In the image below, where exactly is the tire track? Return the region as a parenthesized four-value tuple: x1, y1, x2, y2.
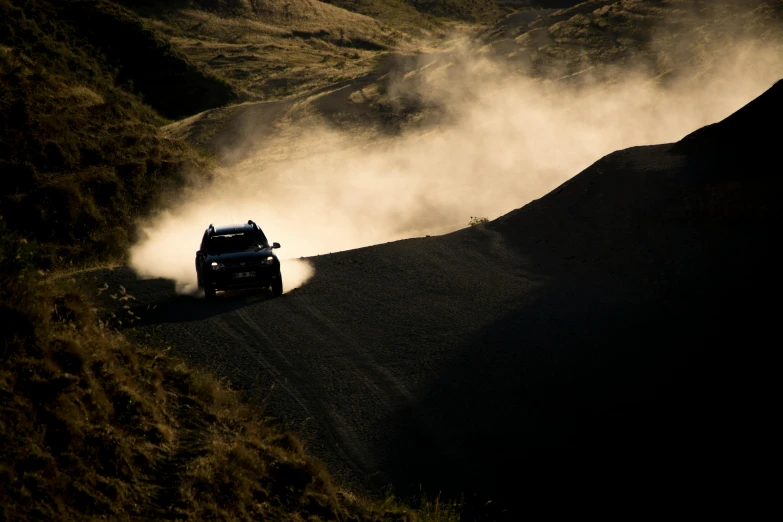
(214, 307, 378, 480)
(294, 293, 417, 410)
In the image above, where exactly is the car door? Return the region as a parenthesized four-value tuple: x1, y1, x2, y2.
(195, 230, 209, 276)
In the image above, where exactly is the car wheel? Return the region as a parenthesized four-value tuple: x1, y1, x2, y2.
(204, 286, 216, 300)
(272, 272, 283, 297)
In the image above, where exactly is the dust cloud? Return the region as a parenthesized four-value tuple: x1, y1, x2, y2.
(130, 26, 783, 295)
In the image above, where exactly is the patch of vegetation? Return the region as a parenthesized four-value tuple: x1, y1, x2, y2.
(468, 216, 489, 226)
(0, 226, 451, 521)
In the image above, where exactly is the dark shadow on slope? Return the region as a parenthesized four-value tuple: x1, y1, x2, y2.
(119, 289, 278, 328)
(66, 0, 238, 119)
(386, 269, 777, 519)
(384, 80, 783, 519)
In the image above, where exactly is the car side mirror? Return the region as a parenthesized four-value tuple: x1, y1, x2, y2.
(196, 249, 203, 256)
(272, 242, 281, 249)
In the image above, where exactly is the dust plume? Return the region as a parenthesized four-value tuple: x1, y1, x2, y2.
(130, 17, 783, 295)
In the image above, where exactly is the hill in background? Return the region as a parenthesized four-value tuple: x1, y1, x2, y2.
(115, 0, 435, 101)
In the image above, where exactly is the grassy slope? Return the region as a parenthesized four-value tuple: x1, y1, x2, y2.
(122, 0, 506, 103)
(0, 0, 239, 267)
(117, 0, 404, 101)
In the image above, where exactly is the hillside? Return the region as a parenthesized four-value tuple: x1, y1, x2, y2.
(115, 0, 414, 101)
(158, 0, 783, 172)
(89, 78, 783, 519)
(0, 0, 239, 266)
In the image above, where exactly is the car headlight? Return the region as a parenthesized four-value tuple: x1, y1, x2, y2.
(264, 256, 274, 266)
(211, 262, 225, 271)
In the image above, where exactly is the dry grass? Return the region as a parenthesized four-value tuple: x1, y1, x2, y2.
(155, 10, 391, 100)
(320, 0, 446, 31)
(119, 0, 504, 102)
(0, 44, 202, 267)
(129, 1, 405, 101)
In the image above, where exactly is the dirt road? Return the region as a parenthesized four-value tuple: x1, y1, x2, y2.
(82, 81, 782, 518)
(87, 224, 535, 494)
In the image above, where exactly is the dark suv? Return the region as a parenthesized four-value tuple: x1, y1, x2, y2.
(196, 220, 282, 299)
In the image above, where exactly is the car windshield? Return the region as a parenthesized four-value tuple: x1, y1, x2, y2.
(208, 231, 267, 254)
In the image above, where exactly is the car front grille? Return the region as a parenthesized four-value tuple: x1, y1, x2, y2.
(224, 260, 265, 269)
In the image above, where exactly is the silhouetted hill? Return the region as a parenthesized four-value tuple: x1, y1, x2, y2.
(673, 79, 783, 166)
(452, 77, 783, 515)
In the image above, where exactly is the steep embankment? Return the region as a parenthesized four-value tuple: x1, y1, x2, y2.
(95, 79, 783, 519)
